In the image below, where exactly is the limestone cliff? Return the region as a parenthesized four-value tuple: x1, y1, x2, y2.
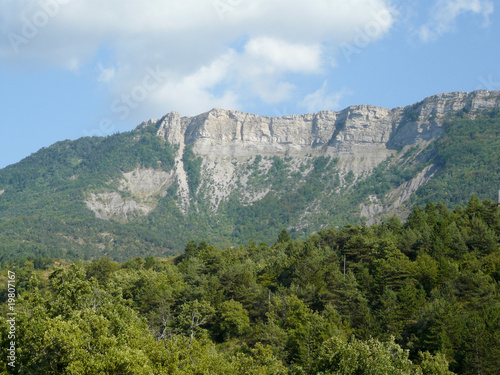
(86, 90, 500, 226)
(151, 90, 499, 214)
(157, 90, 499, 156)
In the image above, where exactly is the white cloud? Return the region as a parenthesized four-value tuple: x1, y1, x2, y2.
(244, 37, 322, 74)
(0, 0, 395, 115)
(149, 51, 240, 116)
(230, 37, 323, 106)
(419, 0, 494, 42)
(299, 82, 349, 113)
(248, 79, 295, 104)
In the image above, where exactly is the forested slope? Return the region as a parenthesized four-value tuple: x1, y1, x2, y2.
(1, 198, 499, 374)
(0, 105, 499, 263)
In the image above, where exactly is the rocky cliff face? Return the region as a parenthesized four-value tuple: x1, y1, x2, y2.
(85, 167, 175, 222)
(157, 90, 499, 156)
(86, 90, 500, 227)
(156, 105, 394, 158)
(3, 89, 499, 259)
(388, 91, 500, 148)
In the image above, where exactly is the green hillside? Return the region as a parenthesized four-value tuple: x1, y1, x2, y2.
(0, 123, 177, 261)
(414, 108, 500, 206)
(0, 108, 499, 262)
(1, 199, 499, 374)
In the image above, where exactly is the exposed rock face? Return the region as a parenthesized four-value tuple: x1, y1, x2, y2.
(153, 90, 499, 213)
(360, 164, 440, 224)
(156, 106, 396, 159)
(87, 90, 500, 223)
(388, 91, 500, 148)
(120, 168, 174, 197)
(85, 191, 156, 222)
(157, 90, 500, 157)
(85, 167, 175, 222)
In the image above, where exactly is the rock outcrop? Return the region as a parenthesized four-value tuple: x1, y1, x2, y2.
(85, 167, 175, 222)
(156, 106, 395, 159)
(157, 91, 500, 157)
(87, 90, 500, 223)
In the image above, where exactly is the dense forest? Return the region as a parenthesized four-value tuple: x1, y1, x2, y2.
(1, 197, 499, 374)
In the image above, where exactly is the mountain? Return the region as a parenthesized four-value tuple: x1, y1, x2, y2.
(1, 90, 500, 261)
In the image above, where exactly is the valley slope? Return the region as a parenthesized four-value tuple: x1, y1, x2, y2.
(1, 90, 499, 261)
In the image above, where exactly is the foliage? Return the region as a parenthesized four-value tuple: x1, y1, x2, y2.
(182, 145, 202, 194)
(414, 109, 500, 206)
(0, 123, 179, 262)
(1, 198, 499, 373)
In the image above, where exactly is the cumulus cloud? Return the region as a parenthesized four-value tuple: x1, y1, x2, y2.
(418, 0, 494, 42)
(244, 37, 322, 74)
(149, 51, 240, 115)
(0, 0, 395, 115)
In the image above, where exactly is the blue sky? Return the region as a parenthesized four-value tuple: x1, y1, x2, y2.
(0, 0, 499, 169)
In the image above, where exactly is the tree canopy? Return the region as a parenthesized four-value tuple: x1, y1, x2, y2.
(1, 197, 499, 374)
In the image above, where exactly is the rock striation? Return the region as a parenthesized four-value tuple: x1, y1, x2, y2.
(88, 90, 500, 223)
(153, 90, 500, 211)
(156, 90, 500, 156)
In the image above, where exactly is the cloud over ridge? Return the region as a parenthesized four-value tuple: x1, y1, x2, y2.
(1, 0, 396, 115)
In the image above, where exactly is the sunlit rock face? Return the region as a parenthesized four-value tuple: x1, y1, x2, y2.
(88, 90, 500, 222)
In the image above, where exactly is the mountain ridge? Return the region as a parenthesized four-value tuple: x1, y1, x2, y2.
(150, 90, 500, 151)
(1, 90, 499, 261)
(136, 90, 500, 214)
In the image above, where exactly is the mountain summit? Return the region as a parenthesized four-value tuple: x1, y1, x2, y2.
(1, 90, 499, 260)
